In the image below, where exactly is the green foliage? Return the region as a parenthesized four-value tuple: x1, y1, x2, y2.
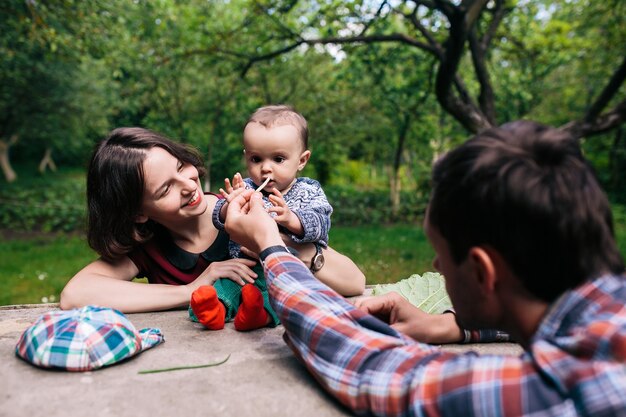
(0, 168, 85, 232)
(326, 185, 429, 225)
(1, 0, 625, 307)
(2, 0, 624, 198)
(2, 202, 625, 306)
(0, 166, 428, 232)
(492, 0, 625, 129)
(329, 160, 388, 188)
(1, 1, 113, 169)
(613, 203, 626, 256)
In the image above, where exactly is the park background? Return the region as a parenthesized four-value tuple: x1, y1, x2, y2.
(1, 0, 625, 306)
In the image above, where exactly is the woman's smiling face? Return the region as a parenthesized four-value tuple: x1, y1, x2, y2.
(137, 146, 207, 225)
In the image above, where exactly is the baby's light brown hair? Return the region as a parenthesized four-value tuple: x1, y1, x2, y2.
(245, 104, 309, 150)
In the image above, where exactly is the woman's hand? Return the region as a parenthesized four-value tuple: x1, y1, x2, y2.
(187, 258, 258, 292)
(353, 291, 463, 344)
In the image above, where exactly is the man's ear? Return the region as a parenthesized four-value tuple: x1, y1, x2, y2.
(467, 247, 498, 294)
(298, 150, 311, 171)
(135, 213, 149, 223)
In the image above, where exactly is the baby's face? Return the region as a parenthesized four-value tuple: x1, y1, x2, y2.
(243, 122, 309, 193)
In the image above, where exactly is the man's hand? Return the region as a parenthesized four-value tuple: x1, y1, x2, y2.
(224, 189, 285, 255)
(353, 292, 463, 344)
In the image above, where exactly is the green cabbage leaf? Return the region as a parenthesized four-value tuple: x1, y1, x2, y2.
(371, 272, 452, 314)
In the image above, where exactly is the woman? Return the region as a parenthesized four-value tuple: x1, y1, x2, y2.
(60, 127, 365, 326)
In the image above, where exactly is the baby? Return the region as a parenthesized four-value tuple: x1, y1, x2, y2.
(189, 105, 333, 331)
(213, 104, 332, 264)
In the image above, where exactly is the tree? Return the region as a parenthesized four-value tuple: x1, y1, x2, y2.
(229, 0, 625, 139)
(342, 41, 436, 212)
(0, 1, 114, 182)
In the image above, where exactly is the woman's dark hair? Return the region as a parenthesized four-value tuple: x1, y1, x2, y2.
(87, 127, 206, 260)
(428, 120, 624, 302)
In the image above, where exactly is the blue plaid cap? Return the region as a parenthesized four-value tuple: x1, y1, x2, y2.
(15, 305, 164, 371)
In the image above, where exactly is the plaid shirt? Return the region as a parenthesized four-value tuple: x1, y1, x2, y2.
(263, 253, 626, 416)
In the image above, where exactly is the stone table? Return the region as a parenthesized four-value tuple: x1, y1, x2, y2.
(0, 304, 523, 417)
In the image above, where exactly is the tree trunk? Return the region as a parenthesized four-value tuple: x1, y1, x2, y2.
(389, 170, 400, 216)
(609, 126, 625, 200)
(0, 134, 18, 183)
(38, 147, 57, 174)
(390, 116, 410, 216)
(434, 0, 492, 133)
(204, 113, 221, 192)
(204, 118, 218, 192)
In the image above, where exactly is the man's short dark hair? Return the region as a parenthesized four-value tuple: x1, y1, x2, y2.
(428, 120, 624, 302)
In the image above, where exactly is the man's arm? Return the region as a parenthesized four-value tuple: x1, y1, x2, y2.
(355, 294, 512, 344)
(354, 292, 464, 344)
(224, 190, 561, 416)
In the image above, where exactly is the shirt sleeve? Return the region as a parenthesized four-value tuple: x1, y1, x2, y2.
(462, 328, 512, 343)
(262, 253, 565, 416)
(212, 198, 227, 231)
(126, 247, 148, 279)
(443, 309, 512, 343)
(288, 181, 332, 246)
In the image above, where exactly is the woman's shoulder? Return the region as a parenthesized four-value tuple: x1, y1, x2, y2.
(203, 191, 220, 211)
(204, 191, 221, 199)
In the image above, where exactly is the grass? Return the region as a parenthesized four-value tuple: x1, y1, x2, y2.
(0, 224, 428, 306)
(1, 206, 625, 306)
(330, 224, 435, 285)
(0, 234, 97, 305)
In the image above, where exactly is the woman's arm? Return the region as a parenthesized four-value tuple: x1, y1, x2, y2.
(241, 236, 366, 297)
(315, 246, 365, 296)
(60, 257, 194, 313)
(287, 241, 366, 297)
(60, 255, 258, 313)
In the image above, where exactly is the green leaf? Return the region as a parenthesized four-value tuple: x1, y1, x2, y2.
(138, 354, 230, 374)
(372, 272, 452, 314)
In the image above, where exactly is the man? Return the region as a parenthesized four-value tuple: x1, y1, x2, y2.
(224, 121, 626, 416)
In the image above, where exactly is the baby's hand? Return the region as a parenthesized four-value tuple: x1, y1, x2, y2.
(218, 173, 246, 221)
(268, 189, 300, 233)
(220, 172, 245, 200)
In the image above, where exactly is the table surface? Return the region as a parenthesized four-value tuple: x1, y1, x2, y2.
(0, 303, 523, 417)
